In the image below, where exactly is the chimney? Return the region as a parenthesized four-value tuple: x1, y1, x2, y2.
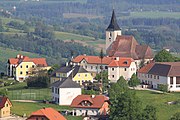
(91, 95, 95, 98)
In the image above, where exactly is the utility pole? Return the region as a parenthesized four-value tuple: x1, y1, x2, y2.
(99, 48, 104, 94)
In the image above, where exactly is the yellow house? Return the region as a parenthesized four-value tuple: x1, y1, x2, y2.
(72, 66, 94, 85)
(50, 65, 94, 85)
(7, 54, 49, 82)
(0, 96, 12, 118)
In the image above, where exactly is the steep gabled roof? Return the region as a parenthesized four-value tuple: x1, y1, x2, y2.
(72, 55, 113, 65)
(0, 96, 12, 109)
(106, 10, 121, 31)
(55, 65, 73, 73)
(108, 57, 134, 67)
(138, 62, 155, 73)
(71, 95, 109, 109)
(51, 77, 81, 88)
(27, 108, 66, 120)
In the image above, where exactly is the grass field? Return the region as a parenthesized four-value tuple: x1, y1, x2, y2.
(11, 101, 83, 120)
(54, 31, 94, 41)
(136, 90, 180, 120)
(124, 11, 180, 19)
(0, 47, 41, 62)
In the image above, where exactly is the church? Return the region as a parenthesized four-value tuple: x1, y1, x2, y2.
(105, 10, 154, 68)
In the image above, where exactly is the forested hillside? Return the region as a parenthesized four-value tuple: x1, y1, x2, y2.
(0, 0, 180, 71)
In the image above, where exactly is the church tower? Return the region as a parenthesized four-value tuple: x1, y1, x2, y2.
(106, 10, 121, 51)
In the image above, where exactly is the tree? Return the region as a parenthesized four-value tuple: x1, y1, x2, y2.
(170, 112, 180, 120)
(0, 89, 8, 96)
(142, 105, 157, 120)
(158, 84, 168, 93)
(99, 48, 104, 94)
(128, 73, 140, 88)
(154, 49, 174, 62)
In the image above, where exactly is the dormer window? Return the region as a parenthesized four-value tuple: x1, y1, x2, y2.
(123, 61, 128, 64)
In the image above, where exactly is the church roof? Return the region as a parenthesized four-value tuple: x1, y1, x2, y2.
(106, 10, 121, 31)
(107, 35, 154, 60)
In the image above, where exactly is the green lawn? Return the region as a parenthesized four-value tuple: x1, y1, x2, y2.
(54, 31, 94, 41)
(124, 11, 180, 19)
(11, 101, 82, 120)
(136, 90, 180, 120)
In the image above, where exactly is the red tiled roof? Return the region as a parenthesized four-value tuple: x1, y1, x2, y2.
(138, 62, 155, 73)
(27, 108, 66, 120)
(107, 35, 154, 60)
(8, 54, 47, 67)
(72, 55, 113, 65)
(0, 96, 12, 109)
(71, 95, 109, 109)
(138, 62, 180, 77)
(108, 57, 134, 67)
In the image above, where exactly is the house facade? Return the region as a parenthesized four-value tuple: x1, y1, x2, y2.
(51, 77, 82, 105)
(0, 96, 12, 118)
(108, 57, 137, 82)
(7, 54, 50, 82)
(71, 95, 109, 116)
(138, 62, 180, 92)
(50, 65, 94, 85)
(27, 107, 66, 120)
(71, 55, 113, 76)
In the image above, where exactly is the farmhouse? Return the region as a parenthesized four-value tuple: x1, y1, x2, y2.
(138, 62, 180, 92)
(7, 54, 50, 82)
(51, 77, 81, 105)
(27, 107, 66, 120)
(0, 96, 12, 118)
(71, 95, 109, 116)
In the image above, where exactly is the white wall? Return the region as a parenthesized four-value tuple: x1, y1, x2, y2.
(59, 88, 81, 105)
(75, 108, 99, 116)
(108, 62, 137, 82)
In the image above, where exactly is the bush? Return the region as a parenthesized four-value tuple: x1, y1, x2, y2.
(158, 84, 168, 93)
(0, 89, 8, 96)
(27, 75, 50, 88)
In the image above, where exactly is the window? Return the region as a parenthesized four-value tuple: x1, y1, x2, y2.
(96, 66, 97, 69)
(26, 71, 28, 75)
(154, 75, 156, 79)
(85, 74, 87, 77)
(85, 66, 87, 69)
(112, 68, 114, 71)
(105, 66, 108, 69)
(32, 65, 35, 68)
(110, 32, 112, 37)
(78, 74, 80, 77)
(26, 65, 28, 68)
(124, 68, 127, 71)
(157, 76, 159, 79)
(112, 75, 114, 78)
(91, 66, 93, 69)
(42, 118, 44, 120)
(20, 71, 23, 74)
(148, 74, 150, 78)
(6, 104, 8, 107)
(20, 65, 22, 68)
(36, 118, 38, 120)
(150, 75, 152, 78)
(52, 87, 54, 93)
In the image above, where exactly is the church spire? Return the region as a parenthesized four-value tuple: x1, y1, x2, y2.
(106, 10, 121, 31)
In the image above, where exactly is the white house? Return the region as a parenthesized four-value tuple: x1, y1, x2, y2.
(138, 62, 180, 92)
(71, 55, 113, 77)
(108, 57, 137, 82)
(71, 95, 109, 116)
(51, 77, 81, 105)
